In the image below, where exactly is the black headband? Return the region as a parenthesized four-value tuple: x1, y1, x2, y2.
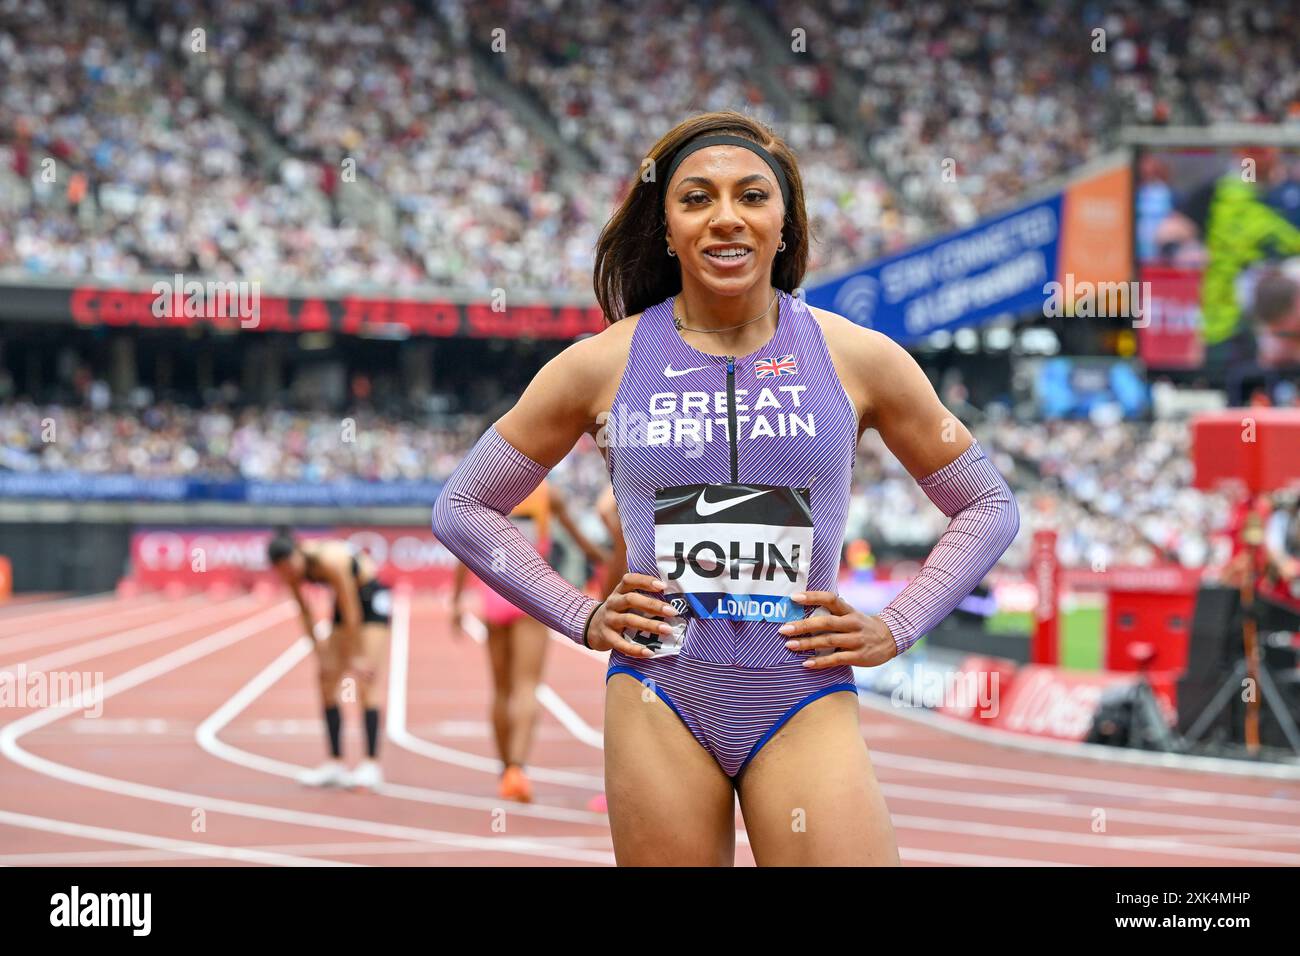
(661, 134, 791, 209)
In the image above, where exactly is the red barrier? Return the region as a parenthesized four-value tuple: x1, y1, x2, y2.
(936, 654, 1020, 724)
(1106, 589, 1196, 674)
(1031, 530, 1060, 665)
(989, 665, 1177, 741)
(1062, 565, 1202, 593)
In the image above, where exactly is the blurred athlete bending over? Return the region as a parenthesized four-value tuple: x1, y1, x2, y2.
(268, 528, 392, 790)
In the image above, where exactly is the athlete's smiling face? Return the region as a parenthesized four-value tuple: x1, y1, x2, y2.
(664, 145, 786, 295)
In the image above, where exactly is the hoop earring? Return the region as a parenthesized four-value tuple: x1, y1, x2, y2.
(777, 241, 786, 252)
(667, 247, 677, 257)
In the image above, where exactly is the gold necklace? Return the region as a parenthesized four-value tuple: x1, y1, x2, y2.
(674, 289, 780, 333)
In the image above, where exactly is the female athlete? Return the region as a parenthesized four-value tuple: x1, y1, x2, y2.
(433, 110, 1018, 865)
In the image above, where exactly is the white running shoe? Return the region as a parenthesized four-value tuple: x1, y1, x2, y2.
(349, 759, 383, 791)
(297, 760, 348, 787)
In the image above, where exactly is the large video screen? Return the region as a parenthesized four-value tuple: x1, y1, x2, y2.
(1135, 144, 1300, 370)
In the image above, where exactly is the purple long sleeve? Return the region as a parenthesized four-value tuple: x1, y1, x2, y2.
(431, 425, 600, 644)
(877, 441, 1020, 655)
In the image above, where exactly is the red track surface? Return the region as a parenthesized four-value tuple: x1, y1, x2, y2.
(2, 591, 1299, 867)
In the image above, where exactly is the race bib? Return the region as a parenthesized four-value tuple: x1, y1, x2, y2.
(624, 483, 813, 657)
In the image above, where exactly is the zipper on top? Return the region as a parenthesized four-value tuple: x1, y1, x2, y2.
(725, 355, 738, 483)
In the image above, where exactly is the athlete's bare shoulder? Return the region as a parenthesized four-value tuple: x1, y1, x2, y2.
(805, 304, 909, 423)
(571, 311, 640, 361)
(806, 303, 949, 435)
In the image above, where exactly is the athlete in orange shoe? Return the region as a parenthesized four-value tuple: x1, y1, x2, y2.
(451, 479, 607, 802)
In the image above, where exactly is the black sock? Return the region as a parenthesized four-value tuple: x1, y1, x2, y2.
(364, 708, 380, 759)
(324, 705, 342, 758)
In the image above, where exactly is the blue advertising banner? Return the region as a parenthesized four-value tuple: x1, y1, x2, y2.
(806, 194, 1063, 342)
(0, 471, 443, 506)
(0, 472, 190, 501)
(245, 480, 444, 507)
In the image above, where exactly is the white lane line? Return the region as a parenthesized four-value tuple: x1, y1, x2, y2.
(2, 596, 253, 677)
(881, 781, 1300, 837)
(535, 685, 603, 749)
(195, 629, 606, 828)
(459, 611, 487, 643)
(68, 719, 178, 735)
(888, 812, 1300, 864)
(1157, 830, 1300, 847)
(0, 596, 181, 657)
(0, 808, 352, 867)
(858, 690, 1300, 782)
(900, 846, 1081, 867)
(0, 592, 130, 635)
(389, 594, 603, 790)
(865, 744, 1300, 816)
(0, 834, 619, 866)
(1, 600, 615, 865)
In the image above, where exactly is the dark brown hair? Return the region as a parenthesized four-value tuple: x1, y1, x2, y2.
(593, 109, 809, 322)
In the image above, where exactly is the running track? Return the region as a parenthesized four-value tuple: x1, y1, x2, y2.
(1, 590, 1299, 867)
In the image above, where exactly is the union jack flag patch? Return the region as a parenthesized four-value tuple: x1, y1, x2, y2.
(754, 354, 798, 377)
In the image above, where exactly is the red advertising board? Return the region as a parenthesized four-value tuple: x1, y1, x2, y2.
(1192, 408, 1300, 494)
(128, 527, 458, 590)
(935, 654, 1020, 724)
(988, 664, 1176, 741)
(1138, 266, 1205, 370)
(1061, 564, 1203, 593)
(63, 287, 605, 340)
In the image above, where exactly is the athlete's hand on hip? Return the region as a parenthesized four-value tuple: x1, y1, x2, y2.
(584, 573, 676, 658)
(779, 591, 899, 668)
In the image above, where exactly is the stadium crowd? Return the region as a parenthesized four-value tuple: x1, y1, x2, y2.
(140, 0, 596, 291)
(760, 0, 1300, 229)
(1, 0, 920, 292)
(0, 0, 419, 286)
(5, 0, 1296, 293)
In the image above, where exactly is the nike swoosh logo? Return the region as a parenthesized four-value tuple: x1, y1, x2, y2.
(696, 488, 769, 517)
(664, 365, 710, 378)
